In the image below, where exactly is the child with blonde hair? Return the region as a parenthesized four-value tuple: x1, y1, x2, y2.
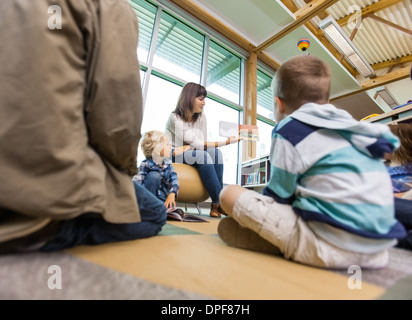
(134, 130, 179, 209)
(218, 55, 406, 269)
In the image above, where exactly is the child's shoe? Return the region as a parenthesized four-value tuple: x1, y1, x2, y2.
(218, 217, 281, 255)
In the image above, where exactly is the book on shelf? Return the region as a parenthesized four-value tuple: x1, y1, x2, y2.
(242, 169, 266, 186)
(166, 207, 208, 223)
(219, 121, 259, 141)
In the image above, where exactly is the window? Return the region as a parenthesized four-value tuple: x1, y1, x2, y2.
(153, 11, 204, 83)
(140, 70, 146, 86)
(256, 119, 274, 158)
(129, 0, 263, 185)
(203, 99, 240, 184)
(257, 69, 274, 120)
(129, 0, 157, 65)
(256, 69, 275, 158)
(207, 41, 241, 105)
(138, 75, 183, 164)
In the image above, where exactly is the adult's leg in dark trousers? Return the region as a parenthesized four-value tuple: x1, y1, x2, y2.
(181, 149, 222, 203)
(40, 182, 167, 252)
(206, 148, 224, 189)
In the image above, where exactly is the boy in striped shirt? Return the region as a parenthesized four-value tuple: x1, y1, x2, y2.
(218, 55, 406, 269)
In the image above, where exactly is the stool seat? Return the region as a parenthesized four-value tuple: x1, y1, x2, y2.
(172, 163, 209, 215)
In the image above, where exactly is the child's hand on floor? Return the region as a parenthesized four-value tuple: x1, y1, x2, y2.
(165, 193, 176, 209)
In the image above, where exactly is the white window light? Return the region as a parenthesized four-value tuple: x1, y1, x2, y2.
(319, 16, 375, 78)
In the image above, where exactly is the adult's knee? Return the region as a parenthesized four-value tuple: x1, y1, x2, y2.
(184, 150, 212, 165)
(199, 150, 213, 165)
(207, 148, 223, 165)
(215, 148, 223, 158)
(219, 185, 246, 215)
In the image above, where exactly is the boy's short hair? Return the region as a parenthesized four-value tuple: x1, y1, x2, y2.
(272, 55, 331, 109)
(141, 130, 168, 159)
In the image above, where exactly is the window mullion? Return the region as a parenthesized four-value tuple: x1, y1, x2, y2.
(142, 6, 163, 110)
(200, 35, 210, 87)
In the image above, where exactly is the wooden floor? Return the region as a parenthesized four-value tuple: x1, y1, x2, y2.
(67, 217, 385, 300)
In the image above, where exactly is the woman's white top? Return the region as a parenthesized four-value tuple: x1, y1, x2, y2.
(165, 112, 207, 150)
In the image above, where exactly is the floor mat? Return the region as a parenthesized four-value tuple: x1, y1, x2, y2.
(0, 251, 210, 300)
(2, 214, 411, 300)
(66, 218, 386, 300)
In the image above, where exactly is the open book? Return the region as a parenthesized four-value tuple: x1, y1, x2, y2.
(239, 124, 259, 141)
(219, 121, 259, 141)
(166, 207, 209, 223)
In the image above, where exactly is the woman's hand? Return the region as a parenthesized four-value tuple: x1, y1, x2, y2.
(225, 136, 242, 145)
(173, 145, 192, 156)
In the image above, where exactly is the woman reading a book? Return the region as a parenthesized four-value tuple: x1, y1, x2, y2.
(165, 82, 241, 218)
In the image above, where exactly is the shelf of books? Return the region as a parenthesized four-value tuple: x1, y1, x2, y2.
(240, 154, 270, 191)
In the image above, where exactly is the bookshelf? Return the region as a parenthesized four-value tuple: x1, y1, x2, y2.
(240, 154, 270, 191)
(363, 102, 412, 125)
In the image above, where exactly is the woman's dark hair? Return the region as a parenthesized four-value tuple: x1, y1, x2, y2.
(174, 82, 207, 123)
(389, 123, 412, 173)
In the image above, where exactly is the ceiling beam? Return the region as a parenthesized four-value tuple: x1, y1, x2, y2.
(366, 13, 412, 37)
(372, 55, 412, 70)
(337, 0, 404, 27)
(258, 52, 280, 71)
(302, 0, 329, 19)
(361, 66, 410, 90)
(331, 65, 410, 101)
(253, 0, 339, 53)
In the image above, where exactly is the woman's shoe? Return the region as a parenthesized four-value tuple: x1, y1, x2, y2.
(217, 204, 228, 216)
(210, 203, 221, 218)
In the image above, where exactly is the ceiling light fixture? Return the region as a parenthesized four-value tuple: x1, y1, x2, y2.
(374, 87, 399, 109)
(319, 16, 375, 78)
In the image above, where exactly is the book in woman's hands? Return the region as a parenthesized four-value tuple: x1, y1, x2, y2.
(166, 207, 208, 223)
(219, 121, 259, 141)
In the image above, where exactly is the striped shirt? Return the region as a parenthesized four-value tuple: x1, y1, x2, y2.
(263, 103, 406, 252)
